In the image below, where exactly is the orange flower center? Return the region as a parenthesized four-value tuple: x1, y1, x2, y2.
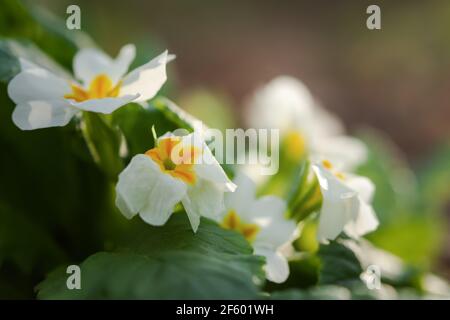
(64, 74, 121, 102)
(145, 137, 200, 185)
(221, 210, 260, 242)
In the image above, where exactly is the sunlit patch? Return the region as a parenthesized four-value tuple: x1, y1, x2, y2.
(64, 74, 121, 102)
(285, 131, 306, 161)
(145, 137, 200, 185)
(221, 210, 260, 242)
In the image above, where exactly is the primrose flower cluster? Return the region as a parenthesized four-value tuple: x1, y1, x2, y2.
(245, 76, 379, 243)
(7, 44, 379, 284)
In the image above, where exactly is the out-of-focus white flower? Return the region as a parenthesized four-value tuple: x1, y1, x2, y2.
(216, 173, 298, 283)
(115, 132, 236, 232)
(312, 160, 379, 243)
(8, 44, 171, 130)
(246, 76, 367, 171)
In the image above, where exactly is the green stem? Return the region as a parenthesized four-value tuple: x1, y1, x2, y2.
(81, 111, 123, 182)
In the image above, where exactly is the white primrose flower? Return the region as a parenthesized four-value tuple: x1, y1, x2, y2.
(216, 173, 298, 283)
(312, 160, 379, 244)
(115, 132, 236, 232)
(7, 44, 171, 130)
(246, 76, 367, 171)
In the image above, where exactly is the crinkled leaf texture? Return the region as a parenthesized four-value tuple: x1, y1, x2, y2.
(318, 239, 363, 286)
(37, 214, 265, 299)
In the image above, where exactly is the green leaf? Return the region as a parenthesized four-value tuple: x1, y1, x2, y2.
(81, 112, 123, 181)
(120, 212, 255, 257)
(316, 240, 400, 299)
(37, 214, 265, 299)
(318, 240, 363, 286)
(284, 160, 322, 223)
(112, 102, 178, 157)
(153, 97, 204, 133)
(0, 201, 67, 275)
(0, 82, 117, 294)
(0, 38, 72, 82)
(286, 160, 310, 209)
(0, 40, 20, 82)
(265, 253, 319, 293)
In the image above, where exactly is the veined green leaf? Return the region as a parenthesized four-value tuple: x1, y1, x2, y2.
(318, 239, 363, 286)
(37, 214, 265, 299)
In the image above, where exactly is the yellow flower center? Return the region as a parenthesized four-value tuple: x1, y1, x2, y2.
(284, 131, 306, 161)
(221, 210, 260, 242)
(322, 159, 333, 170)
(64, 74, 121, 102)
(145, 137, 200, 185)
(321, 160, 346, 180)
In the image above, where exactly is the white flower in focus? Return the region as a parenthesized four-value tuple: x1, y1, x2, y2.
(312, 160, 379, 243)
(8, 44, 171, 130)
(216, 173, 298, 283)
(115, 132, 236, 232)
(245, 76, 367, 171)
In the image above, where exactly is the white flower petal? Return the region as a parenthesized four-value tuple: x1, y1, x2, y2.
(309, 103, 345, 137)
(19, 58, 41, 71)
(12, 100, 77, 130)
(74, 44, 135, 85)
(238, 162, 271, 186)
(344, 174, 375, 203)
(68, 94, 139, 114)
(166, 53, 176, 63)
(111, 44, 136, 81)
(254, 247, 290, 283)
(246, 76, 316, 134)
(316, 194, 360, 243)
(195, 155, 236, 191)
(73, 47, 111, 84)
(313, 164, 360, 243)
(139, 174, 187, 227)
(119, 50, 168, 102)
(224, 173, 256, 217)
(7, 68, 70, 104)
(182, 179, 226, 232)
(311, 136, 368, 172)
(344, 199, 379, 238)
(115, 154, 156, 219)
(116, 154, 187, 225)
(250, 196, 297, 249)
(312, 164, 357, 201)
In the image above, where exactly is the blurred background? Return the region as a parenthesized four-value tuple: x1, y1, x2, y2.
(39, 0, 450, 161)
(1, 0, 449, 297)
